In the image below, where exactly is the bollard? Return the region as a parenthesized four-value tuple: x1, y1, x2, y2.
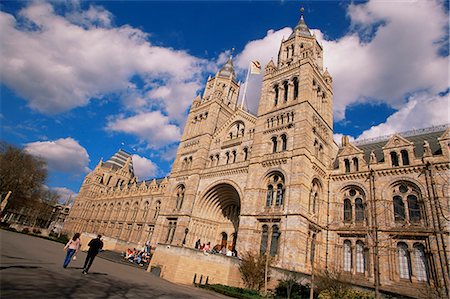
(193, 273, 197, 285)
(199, 275, 203, 284)
(205, 276, 209, 285)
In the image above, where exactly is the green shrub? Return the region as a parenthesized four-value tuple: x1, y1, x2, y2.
(275, 279, 310, 299)
(32, 228, 41, 234)
(22, 227, 29, 233)
(318, 288, 374, 299)
(198, 284, 261, 299)
(54, 234, 69, 244)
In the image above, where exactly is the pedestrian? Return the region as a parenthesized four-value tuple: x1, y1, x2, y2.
(63, 233, 81, 268)
(195, 239, 201, 249)
(82, 234, 103, 274)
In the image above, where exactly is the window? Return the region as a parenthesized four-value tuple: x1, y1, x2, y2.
(270, 225, 280, 257)
(401, 150, 410, 166)
(226, 152, 230, 164)
(407, 195, 421, 222)
(309, 181, 320, 214)
(274, 85, 279, 106)
(293, 77, 299, 99)
(344, 159, 350, 173)
(391, 151, 399, 167)
(276, 184, 284, 206)
(353, 157, 359, 172)
(232, 150, 237, 163)
(310, 233, 316, 264)
(394, 196, 406, 222)
(153, 201, 161, 219)
(413, 244, 428, 282)
(283, 81, 288, 102)
(343, 240, 352, 272)
(142, 201, 149, 220)
(398, 243, 411, 279)
(165, 220, 177, 244)
(281, 134, 287, 151)
(271, 137, 277, 153)
(176, 185, 185, 210)
(266, 185, 274, 207)
(355, 198, 365, 222)
(356, 241, 365, 273)
(344, 199, 352, 222)
(131, 202, 138, 220)
(260, 225, 269, 255)
(243, 148, 248, 161)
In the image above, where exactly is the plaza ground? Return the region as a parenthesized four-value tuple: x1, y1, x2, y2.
(0, 230, 229, 298)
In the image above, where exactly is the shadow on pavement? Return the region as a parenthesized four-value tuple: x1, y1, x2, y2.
(0, 265, 42, 270)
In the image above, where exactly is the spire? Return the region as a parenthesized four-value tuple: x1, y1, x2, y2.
(217, 56, 236, 80)
(289, 7, 312, 39)
(104, 149, 134, 174)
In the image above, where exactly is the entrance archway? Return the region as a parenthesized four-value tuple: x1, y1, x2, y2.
(191, 183, 240, 250)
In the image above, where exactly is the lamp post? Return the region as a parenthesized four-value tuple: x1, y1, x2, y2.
(182, 227, 189, 246)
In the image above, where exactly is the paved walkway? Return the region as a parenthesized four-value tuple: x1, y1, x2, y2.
(0, 230, 229, 298)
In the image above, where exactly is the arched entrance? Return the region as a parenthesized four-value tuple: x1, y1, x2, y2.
(191, 183, 240, 250)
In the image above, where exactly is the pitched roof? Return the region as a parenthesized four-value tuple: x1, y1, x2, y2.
(218, 57, 236, 80)
(104, 149, 134, 173)
(288, 14, 312, 39)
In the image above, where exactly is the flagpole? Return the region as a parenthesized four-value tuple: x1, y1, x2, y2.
(240, 62, 251, 110)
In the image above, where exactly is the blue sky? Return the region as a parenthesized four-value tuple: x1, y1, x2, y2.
(1, 0, 449, 202)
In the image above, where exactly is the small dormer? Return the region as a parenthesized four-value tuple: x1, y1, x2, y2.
(338, 136, 366, 173)
(438, 128, 450, 158)
(382, 134, 414, 167)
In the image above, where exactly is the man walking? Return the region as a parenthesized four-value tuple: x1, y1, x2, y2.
(82, 235, 103, 274)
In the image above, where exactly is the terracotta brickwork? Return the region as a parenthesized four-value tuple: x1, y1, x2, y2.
(64, 12, 450, 298)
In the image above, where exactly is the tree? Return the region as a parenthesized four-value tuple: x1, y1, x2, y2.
(0, 142, 50, 210)
(239, 251, 273, 292)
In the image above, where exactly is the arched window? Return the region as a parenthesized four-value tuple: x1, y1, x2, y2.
(142, 201, 149, 220)
(356, 241, 365, 273)
(260, 225, 269, 255)
(391, 151, 399, 167)
(176, 185, 185, 210)
(165, 221, 177, 244)
(270, 225, 280, 256)
(266, 185, 274, 207)
(407, 195, 421, 222)
(394, 195, 406, 222)
(131, 202, 139, 220)
(271, 136, 278, 153)
(344, 199, 352, 222)
(225, 152, 230, 164)
(276, 184, 284, 206)
(353, 157, 359, 172)
(274, 85, 279, 106)
(153, 201, 161, 219)
(293, 77, 299, 100)
(281, 134, 287, 151)
(344, 159, 350, 173)
(122, 203, 130, 220)
(309, 181, 320, 214)
(283, 81, 288, 102)
(398, 243, 411, 279)
(243, 148, 248, 161)
(355, 198, 365, 222)
(401, 150, 409, 166)
(232, 150, 237, 163)
(343, 240, 352, 272)
(413, 244, 428, 282)
(215, 154, 220, 166)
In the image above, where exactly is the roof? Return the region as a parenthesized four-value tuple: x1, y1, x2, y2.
(104, 149, 134, 173)
(333, 125, 448, 168)
(217, 57, 236, 80)
(288, 14, 312, 39)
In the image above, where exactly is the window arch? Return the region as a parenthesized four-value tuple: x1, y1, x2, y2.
(153, 201, 161, 219)
(175, 185, 185, 210)
(401, 150, 410, 166)
(391, 151, 399, 167)
(344, 199, 352, 222)
(131, 202, 139, 220)
(265, 173, 285, 208)
(352, 157, 359, 172)
(309, 180, 321, 214)
(260, 225, 269, 255)
(394, 195, 406, 222)
(243, 147, 248, 161)
(270, 225, 280, 256)
(283, 81, 288, 102)
(271, 136, 277, 153)
(281, 134, 287, 151)
(413, 243, 428, 282)
(225, 152, 230, 164)
(232, 150, 237, 163)
(293, 77, 299, 100)
(398, 242, 411, 280)
(344, 159, 350, 173)
(274, 85, 279, 106)
(356, 241, 365, 273)
(392, 182, 422, 223)
(142, 201, 149, 220)
(343, 240, 352, 272)
(355, 198, 365, 222)
(407, 195, 421, 222)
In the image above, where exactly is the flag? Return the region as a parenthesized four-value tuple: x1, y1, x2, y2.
(250, 60, 261, 74)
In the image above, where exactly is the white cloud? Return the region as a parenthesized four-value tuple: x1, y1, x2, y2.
(52, 187, 78, 204)
(357, 92, 450, 140)
(316, 0, 449, 120)
(132, 154, 158, 180)
(24, 137, 90, 174)
(106, 111, 182, 149)
(0, 2, 206, 122)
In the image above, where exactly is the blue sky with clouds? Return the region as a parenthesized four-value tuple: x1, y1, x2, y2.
(1, 0, 449, 202)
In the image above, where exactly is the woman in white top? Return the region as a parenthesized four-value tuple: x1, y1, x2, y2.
(63, 233, 81, 268)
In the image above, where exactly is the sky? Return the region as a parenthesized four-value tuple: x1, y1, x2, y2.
(1, 0, 449, 203)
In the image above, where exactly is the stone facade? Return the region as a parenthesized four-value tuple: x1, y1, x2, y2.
(64, 12, 450, 298)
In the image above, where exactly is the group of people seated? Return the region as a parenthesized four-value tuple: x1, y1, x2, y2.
(194, 239, 238, 257)
(122, 247, 151, 266)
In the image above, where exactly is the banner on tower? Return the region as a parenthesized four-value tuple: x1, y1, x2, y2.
(250, 60, 261, 74)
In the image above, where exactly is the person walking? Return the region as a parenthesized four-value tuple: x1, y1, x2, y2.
(82, 235, 103, 274)
(63, 233, 81, 268)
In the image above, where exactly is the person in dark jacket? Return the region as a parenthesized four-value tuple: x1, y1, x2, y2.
(82, 235, 103, 274)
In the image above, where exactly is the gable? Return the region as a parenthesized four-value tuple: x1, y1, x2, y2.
(383, 134, 413, 149)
